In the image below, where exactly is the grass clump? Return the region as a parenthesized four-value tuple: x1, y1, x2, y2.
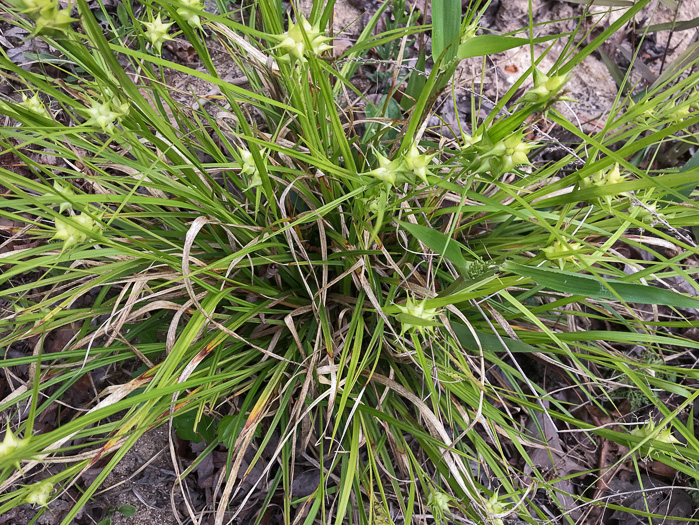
(1, 0, 699, 523)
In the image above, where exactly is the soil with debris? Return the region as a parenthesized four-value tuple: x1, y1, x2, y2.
(2, 0, 699, 524)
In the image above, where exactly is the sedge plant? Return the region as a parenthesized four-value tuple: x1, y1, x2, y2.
(1, 0, 699, 523)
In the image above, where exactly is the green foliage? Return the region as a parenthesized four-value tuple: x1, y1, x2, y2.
(173, 411, 217, 443)
(96, 505, 137, 525)
(0, 0, 698, 523)
(363, 95, 403, 144)
(431, 0, 460, 64)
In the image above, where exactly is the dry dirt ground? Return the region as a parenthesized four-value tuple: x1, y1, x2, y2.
(2, 0, 699, 524)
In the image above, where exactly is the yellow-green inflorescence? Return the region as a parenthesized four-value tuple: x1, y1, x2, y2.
(630, 420, 680, 458)
(404, 143, 436, 184)
(363, 190, 386, 216)
(13, 0, 75, 34)
(396, 296, 441, 337)
(238, 147, 263, 190)
(366, 153, 402, 188)
(633, 198, 671, 225)
(19, 93, 50, 118)
(460, 21, 478, 44)
(463, 131, 535, 177)
(580, 163, 624, 188)
(631, 420, 680, 444)
(666, 104, 695, 124)
(484, 492, 508, 525)
(24, 480, 55, 506)
(52, 212, 102, 250)
(522, 68, 569, 104)
(579, 163, 626, 208)
(46, 180, 74, 214)
(0, 426, 31, 471)
(271, 15, 333, 63)
(143, 14, 174, 54)
(363, 144, 435, 189)
(427, 490, 451, 521)
(177, 0, 203, 29)
(481, 132, 535, 175)
(542, 239, 582, 270)
(85, 97, 129, 134)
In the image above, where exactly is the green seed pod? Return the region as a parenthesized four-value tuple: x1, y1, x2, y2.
(143, 14, 174, 54)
